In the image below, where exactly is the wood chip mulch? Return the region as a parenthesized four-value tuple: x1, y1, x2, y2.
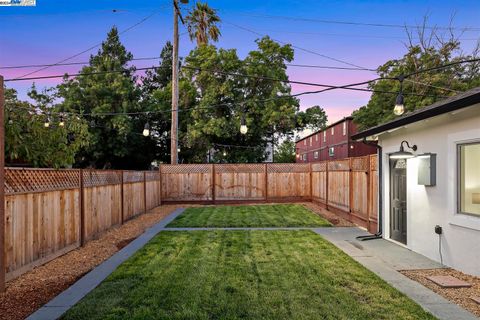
(303, 202, 355, 227)
(400, 268, 480, 317)
(0, 205, 182, 320)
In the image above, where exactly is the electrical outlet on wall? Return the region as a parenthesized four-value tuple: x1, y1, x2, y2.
(435, 225, 443, 235)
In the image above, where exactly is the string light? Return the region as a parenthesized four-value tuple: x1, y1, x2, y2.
(240, 114, 248, 134)
(142, 122, 150, 137)
(394, 75, 405, 116)
(59, 116, 65, 127)
(44, 118, 50, 128)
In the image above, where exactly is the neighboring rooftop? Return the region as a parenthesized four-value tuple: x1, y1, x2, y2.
(352, 86, 480, 141)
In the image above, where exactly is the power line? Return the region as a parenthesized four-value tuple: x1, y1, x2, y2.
(14, 6, 169, 79)
(226, 12, 480, 32)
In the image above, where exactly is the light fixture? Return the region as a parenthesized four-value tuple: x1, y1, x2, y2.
(177, 148, 181, 153)
(240, 115, 248, 135)
(390, 140, 417, 159)
(143, 122, 150, 137)
(59, 116, 65, 127)
(44, 119, 50, 128)
(393, 75, 405, 116)
(223, 151, 227, 156)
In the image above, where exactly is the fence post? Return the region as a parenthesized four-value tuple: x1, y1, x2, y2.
(264, 164, 268, 203)
(325, 161, 329, 210)
(0, 75, 5, 292)
(120, 170, 124, 224)
(158, 165, 162, 206)
(211, 164, 216, 204)
(309, 163, 313, 201)
(144, 171, 147, 214)
(79, 169, 85, 246)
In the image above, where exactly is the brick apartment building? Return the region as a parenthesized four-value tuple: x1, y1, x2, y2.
(295, 117, 377, 162)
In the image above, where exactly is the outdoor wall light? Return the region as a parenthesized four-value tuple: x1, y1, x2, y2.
(240, 116, 248, 135)
(390, 140, 417, 159)
(142, 123, 150, 137)
(393, 75, 405, 116)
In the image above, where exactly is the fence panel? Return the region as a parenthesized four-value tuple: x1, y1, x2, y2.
(311, 162, 327, 203)
(350, 157, 369, 225)
(267, 164, 311, 200)
(123, 171, 145, 220)
(215, 164, 266, 201)
(327, 160, 350, 212)
(161, 164, 213, 202)
(83, 170, 122, 241)
(4, 169, 80, 280)
(146, 171, 161, 210)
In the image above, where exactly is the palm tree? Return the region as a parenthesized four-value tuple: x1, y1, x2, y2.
(185, 2, 221, 46)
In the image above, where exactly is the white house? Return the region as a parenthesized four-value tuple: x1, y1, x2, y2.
(352, 87, 480, 276)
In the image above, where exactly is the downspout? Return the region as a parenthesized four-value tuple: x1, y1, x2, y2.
(356, 138, 383, 241)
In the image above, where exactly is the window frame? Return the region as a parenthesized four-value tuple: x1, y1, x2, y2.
(331, 127, 334, 135)
(456, 141, 480, 217)
(323, 131, 326, 142)
(314, 151, 319, 159)
(342, 122, 347, 136)
(328, 147, 334, 157)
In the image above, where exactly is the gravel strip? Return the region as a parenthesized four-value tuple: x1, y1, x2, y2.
(401, 268, 480, 317)
(0, 205, 183, 320)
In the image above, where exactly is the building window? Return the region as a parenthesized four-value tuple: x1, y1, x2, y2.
(315, 134, 318, 142)
(323, 131, 326, 142)
(343, 122, 347, 136)
(329, 147, 334, 157)
(304, 140, 307, 146)
(310, 137, 313, 146)
(458, 142, 480, 216)
(302, 154, 307, 161)
(331, 127, 334, 135)
(314, 151, 319, 159)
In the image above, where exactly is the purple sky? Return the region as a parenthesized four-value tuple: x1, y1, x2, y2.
(1, 0, 479, 123)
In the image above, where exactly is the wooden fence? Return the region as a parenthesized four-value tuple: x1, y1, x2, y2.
(160, 155, 378, 232)
(3, 168, 160, 281)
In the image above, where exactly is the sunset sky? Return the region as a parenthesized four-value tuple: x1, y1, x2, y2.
(1, 0, 479, 123)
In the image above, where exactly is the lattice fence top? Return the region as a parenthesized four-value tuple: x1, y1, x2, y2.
(267, 163, 309, 173)
(83, 170, 121, 187)
(351, 157, 369, 171)
(5, 168, 79, 194)
(328, 159, 350, 171)
(215, 164, 265, 174)
(370, 155, 378, 171)
(145, 171, 160, 182)
(161, 164, 212, 174)
(123, 171, 145, 183)
(311, 162, 327, 172)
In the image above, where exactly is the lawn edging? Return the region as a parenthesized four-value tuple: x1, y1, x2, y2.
(26, 208, 186, 320)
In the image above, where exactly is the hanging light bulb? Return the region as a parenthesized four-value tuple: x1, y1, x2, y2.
(143, 122, 150, 137)
(394, 75, 405, 116)
(223, 151, 227, 156)
(44, 118, 50, 128)
(59, 116, 65, 127)
(240, 115, 248, 135)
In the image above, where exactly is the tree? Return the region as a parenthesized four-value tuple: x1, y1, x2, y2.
(5, 86, 89, 168)
(353, 23, 480, 130)
(185, 2, 221, 46)
(296, 106, 328, 131)
(274, 138, 296, 163)
(181, 36, 299, 163)
(58, 27, 150, 169)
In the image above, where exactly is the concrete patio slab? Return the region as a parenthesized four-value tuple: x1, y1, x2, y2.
(313, 227, 478, 320)
(26, 208, 186, 320)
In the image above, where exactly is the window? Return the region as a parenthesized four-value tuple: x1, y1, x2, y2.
(314, 151, 319, 159)
(343, 122, 347, 136)
(323, 131, 326, 142)
(310, 137, 313, 146)
(458, 142, 480, 216)
(315, 134, 318, 142)
(331, 127, 334, 135)
(304, 140, 307, 146)
(329, 147, 334, 157)
(302, 154, 307, 161)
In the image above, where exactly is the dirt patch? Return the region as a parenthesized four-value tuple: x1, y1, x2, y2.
(400, 268, 480, 317)
(0, 205, 182, 320)
(303, 202, 355, 227)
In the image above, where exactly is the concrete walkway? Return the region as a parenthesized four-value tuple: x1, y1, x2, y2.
(29, 208, 478, 320)
(313, 227, 478, 320)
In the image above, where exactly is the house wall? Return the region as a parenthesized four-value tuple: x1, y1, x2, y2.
(296, 118, 376, 162)
(378, 104, 480, 276)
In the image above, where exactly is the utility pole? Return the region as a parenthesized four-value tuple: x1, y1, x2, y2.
(0, 75, 5, 292)
(171, 0, 186, 164)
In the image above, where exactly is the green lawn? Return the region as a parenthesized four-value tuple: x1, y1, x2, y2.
(166, 204, 332, 227)
(63, 230, 434, 320)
